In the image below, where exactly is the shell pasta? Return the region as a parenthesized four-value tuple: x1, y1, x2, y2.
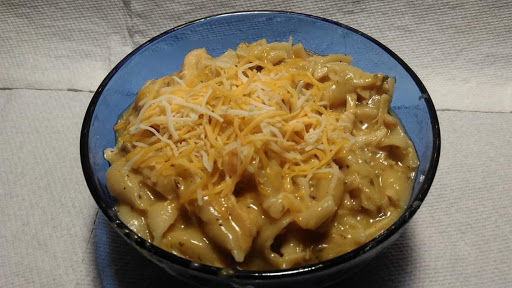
(104, 39, 418, 270)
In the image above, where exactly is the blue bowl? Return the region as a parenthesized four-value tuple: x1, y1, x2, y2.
(81, 11, 440, 287)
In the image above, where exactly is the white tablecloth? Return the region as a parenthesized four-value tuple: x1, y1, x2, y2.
(1, 1, 511, 287)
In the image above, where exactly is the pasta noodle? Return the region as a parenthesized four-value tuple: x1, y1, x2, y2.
(104, 39, 419, 270)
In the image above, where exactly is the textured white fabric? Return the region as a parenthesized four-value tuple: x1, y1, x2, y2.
(1, 0, 511, 287)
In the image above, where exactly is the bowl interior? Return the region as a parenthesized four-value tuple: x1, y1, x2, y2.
(81, 11, 439, 277)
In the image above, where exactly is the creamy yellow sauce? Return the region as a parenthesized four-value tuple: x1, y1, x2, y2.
(104, 39, 418, 270)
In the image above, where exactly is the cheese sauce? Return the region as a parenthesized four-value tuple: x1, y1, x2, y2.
(105, 39, 418, 270)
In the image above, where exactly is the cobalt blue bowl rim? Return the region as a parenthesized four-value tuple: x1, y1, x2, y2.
(80, 10, 441, 280)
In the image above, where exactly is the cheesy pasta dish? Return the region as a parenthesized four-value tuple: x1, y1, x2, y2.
(104, 39, 418, 270)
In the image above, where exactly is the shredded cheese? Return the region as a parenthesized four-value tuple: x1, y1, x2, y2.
(113, 39, 363, 203)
